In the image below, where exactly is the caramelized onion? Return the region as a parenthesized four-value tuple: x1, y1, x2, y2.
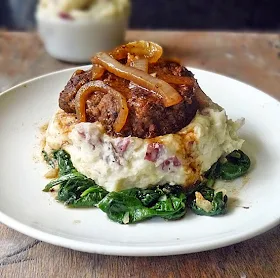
(127, 53, 148, 72)
(109, 41, 163, 63)
(75, 81, 129, 132)
(130, 58, 149, 72)
(71, 69, 84, 77)
(91, 64, 105, 80)
(92, 52, 183, 107)
(126, 53, 135, 65)
(158, 74, 194, 86)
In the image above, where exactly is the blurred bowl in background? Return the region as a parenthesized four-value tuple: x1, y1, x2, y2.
(36, 1, 130, 63)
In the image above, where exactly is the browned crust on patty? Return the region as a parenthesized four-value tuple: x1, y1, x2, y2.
(59, 59, 199, 138)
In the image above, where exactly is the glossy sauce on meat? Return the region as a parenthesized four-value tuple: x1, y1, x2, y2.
(59, 59, 199, 138)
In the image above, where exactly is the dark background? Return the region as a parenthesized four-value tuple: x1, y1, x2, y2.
(0, 0, 279, 31)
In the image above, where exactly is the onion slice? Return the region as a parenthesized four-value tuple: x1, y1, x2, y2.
(109, 41, 163, 63)
(127, 53, 148, 72)
(75, 80, 129, 132)
(158, 74, 194, 86)
(92, 64, 105, 80)
(71, 69, 84, 77)
(92, 52, 183, 107)
(130, 58, 149, 72)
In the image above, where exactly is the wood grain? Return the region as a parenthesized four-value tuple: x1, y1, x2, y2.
(0, 30, 279, 278)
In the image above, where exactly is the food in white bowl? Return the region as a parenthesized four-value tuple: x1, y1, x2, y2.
(42, 41, 251, 224)
(36, 0, 130, 63)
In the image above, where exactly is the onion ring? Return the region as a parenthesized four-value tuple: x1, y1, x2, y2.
(75, 80, 129, 132)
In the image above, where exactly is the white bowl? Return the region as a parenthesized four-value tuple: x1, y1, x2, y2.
(36, 14, 129, 63)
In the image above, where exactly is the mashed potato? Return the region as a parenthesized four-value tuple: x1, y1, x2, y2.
(45, 108, 244, 192)
(37, 0, 130, 20)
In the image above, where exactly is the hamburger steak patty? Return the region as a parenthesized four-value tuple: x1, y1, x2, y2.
(59, 59, 199, 138)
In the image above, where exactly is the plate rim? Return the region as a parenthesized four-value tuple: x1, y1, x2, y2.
(0, 67, 279, 256)
(0, 208, 279, 256)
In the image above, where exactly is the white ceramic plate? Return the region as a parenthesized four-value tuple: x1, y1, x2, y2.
(0, 67, 279, 256)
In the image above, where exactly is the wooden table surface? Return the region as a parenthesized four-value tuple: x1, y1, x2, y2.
(0, 30, 280, 278)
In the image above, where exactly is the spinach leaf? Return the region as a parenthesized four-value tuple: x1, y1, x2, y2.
(151, 193, 186, 220)
(43, 150, 108, 207)
(186, 150, 249, 217)
(43, 172, 85, 192)
(98, 185, 186, 224)
(42, 150, 56, 169)
(68, 186, 109, 208)
(205, 162, 219, 187)
(188, 183, 227, 216)
(43, 149, 84, 192)
(42, 148, 249, 223)
(198, 186, 214, 201)
(53, 149, 76, 176)
(98, 191, 150, 224)
(190, 191, 227, 216)
(203, 150, 251, 187)
(136, 188, 162, 207)
(217, 150, 251, 180)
